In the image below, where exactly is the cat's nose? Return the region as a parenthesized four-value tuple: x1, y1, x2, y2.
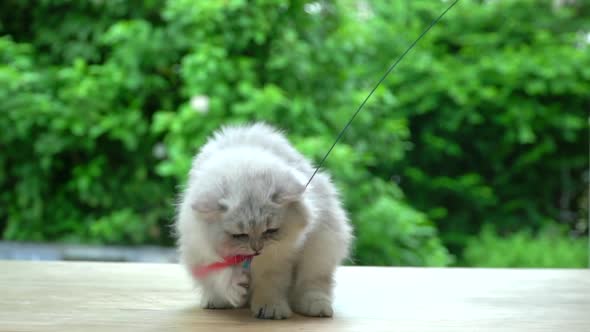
(250, 240, 264, 253)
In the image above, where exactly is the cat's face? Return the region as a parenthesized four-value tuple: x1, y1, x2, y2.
(191, 169, 305, 256)
(216, 197, 283, 256)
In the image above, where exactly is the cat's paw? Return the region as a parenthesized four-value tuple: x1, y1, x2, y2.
(225, 268, 250, 308)
(250, 299, 292, 320)
(292, 291, 333, 317)
(200, 295, 233, 309)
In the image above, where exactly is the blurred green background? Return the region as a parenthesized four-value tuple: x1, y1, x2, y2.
(1, 0, 588, 267)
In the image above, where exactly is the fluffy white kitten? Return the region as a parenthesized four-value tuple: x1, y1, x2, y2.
(175, 123, 352, 319)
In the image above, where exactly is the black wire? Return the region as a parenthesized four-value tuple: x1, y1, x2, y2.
(305, 0, 460, 189)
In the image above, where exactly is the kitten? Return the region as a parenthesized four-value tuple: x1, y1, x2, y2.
(175, 122, 353, 319)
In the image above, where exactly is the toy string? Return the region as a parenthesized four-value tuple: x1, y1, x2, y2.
(305, 0, 460, 189)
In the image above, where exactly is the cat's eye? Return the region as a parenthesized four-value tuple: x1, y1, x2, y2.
(264, 228, 279, 236)
(231, 233, 249, 240)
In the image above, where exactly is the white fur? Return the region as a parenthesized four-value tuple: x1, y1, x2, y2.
(175, 123, 353, 319)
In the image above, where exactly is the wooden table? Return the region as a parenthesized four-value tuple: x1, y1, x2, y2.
(0, 260, 588, 331)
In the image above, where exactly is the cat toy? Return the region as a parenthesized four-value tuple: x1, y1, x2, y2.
(191, 254, 255, 279)
(190, 0, 460, 279)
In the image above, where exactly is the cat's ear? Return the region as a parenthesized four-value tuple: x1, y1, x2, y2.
(271, 177, 305, 205)
(191, 195, 229, 219)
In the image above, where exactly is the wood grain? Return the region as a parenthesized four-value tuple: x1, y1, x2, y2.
(0, 260, 588, 331)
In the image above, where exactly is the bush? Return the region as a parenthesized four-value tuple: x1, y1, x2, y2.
(0, 2, 176, 245)
(354, 197, 453, 266)
(464, 226, 588, 268)
(1, 0, 587, 267)
(364, 0, 590, 254)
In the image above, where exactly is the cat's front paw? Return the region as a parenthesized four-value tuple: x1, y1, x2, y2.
(225, 268, 250, 308)
(200, 291, 235, 310)
(251, 299, 292, 320)
(292, 291, 333, 317)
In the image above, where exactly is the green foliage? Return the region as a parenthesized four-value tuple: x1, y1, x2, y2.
(365, 0, 590, 255)
(1, 0, 587, 267)
(464, 226, 588, 268)
(355, 197, 452, 266)
(0, 1, 175, 245)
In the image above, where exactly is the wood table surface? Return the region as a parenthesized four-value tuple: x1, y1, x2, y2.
(0, 260, 588, 332)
